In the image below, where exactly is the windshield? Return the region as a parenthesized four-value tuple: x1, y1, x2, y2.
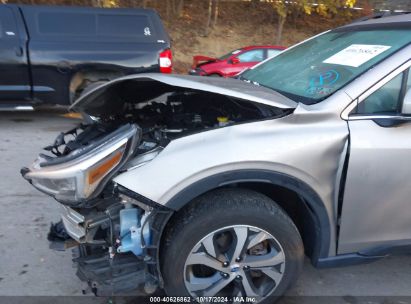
(219, 49, 242, 60)
(240, 29, 411, 104)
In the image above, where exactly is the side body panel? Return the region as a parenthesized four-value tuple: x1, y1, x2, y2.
(114, 92, 352, 257)
(20, 5, 170, 105)
(339, 117, 411, 253)
(0, 5, 30, 102)
(338, 46, 411, 254)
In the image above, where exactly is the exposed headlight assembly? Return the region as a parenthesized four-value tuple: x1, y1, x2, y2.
(22, 124, 140, 205)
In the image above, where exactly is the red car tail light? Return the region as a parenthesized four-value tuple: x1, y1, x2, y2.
(159, 48, 172, 74)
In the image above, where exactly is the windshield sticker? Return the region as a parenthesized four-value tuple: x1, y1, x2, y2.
(323, 44, 391, 67)
(232, 50, 241, 55)
(306, 70, 340, 96)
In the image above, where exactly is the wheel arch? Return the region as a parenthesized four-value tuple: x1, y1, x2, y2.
(69, 70, 126, 103)
(164, 169, 331, 264)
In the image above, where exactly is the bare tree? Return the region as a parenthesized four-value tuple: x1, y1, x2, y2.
(174, 0, 183, 17)
(165, 0, 184, 20)
(204, 0, 212, 36)
(211, 0, 219, 28)
(204, 0, 219, 37)
(276, 15, 286, 45)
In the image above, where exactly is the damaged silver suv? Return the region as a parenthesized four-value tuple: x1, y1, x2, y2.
(22, 14, 411, 302)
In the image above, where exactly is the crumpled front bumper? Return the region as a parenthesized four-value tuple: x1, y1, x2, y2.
(60, 206, 86, 242)
(59, 202, 122, 244)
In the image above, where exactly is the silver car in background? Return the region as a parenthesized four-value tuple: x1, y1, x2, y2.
(22, 13, 411, 303)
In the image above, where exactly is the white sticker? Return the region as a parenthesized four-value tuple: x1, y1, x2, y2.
(5, 31, 15, 36)
(144, 27, 151, 36)
(323, 44, 391, 67)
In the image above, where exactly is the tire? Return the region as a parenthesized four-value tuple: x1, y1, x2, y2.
(161, 188, 304, 303)
(208, 73, 222, 77)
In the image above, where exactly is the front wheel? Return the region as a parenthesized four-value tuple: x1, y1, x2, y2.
(161, 189, 304, 303)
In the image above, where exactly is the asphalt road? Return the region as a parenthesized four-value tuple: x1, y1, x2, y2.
(1, 110, 411, 303)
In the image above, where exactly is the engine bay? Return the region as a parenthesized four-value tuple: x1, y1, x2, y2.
(44, 90, 291, 159)
(123, 91, 289, 150)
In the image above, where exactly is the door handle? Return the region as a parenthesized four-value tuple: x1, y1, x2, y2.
(15, 46, 23, 57)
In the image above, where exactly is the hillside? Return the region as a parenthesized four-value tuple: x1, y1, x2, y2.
(149, 1, 367, 73)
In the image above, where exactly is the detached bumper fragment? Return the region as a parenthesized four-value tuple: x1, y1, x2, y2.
(47, 221, 79, 251)
(73, 246, 146, 296)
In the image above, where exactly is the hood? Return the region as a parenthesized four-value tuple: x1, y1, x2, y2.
(70, 73, 297, 117)
(192, 55, 219, 68)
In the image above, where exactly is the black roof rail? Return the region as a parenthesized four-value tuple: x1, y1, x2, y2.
(351, 11, 411, 24)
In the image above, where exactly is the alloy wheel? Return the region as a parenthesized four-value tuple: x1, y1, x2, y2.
(183, 225, 286, 301)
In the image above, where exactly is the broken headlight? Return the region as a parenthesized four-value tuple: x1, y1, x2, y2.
(22, 124, 140, 205)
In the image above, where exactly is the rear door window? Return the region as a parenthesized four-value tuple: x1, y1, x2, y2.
(267, 49, 282, 59)
(29, 8, 163, 42)
(38, 12, 96, 35)
(97, 14, 154, 38)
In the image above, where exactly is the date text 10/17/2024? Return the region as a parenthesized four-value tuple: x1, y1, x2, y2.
(149, 297, 258, 303)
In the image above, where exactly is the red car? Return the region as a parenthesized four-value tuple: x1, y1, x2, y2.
(189, 45, 285, 77)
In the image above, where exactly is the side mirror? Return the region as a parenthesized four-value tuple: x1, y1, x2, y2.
(231, 57, 240, 64)
(402, 88, 411, 115)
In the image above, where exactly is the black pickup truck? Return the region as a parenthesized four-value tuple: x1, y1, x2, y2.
(0, 4, 171, 108)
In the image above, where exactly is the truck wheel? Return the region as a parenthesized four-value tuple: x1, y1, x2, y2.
(161, 188, 303, 303)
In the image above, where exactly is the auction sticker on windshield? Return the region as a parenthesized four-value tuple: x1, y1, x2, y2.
(323, 44, 391, 67)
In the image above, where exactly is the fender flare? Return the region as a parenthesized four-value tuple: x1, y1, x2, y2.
(165, 169, 331, 261)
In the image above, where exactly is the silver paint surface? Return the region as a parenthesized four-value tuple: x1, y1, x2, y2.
(71, 43, 411, 257)
(339, 119, 411, 253)
(114, 91, 352, 256)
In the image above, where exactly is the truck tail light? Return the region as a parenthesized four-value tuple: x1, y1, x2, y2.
(159, 49, 172, 74)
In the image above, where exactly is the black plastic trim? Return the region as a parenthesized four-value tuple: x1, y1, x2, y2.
(116, 184, 171, 211)
(335, 22, 411, 32)
(318, 241, 411, 268)
(316, 253, 383, 268)
(165, 169, 331, 261)
(359, 242, 411, 256)
(336, 130, 350, 252)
